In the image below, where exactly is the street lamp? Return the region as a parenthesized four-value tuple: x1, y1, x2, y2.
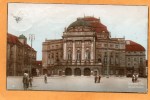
(29, 34, 35, 76)
(106, 32, 109, 78)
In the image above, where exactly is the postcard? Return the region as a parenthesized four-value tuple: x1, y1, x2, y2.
(7, 3, 148, 93)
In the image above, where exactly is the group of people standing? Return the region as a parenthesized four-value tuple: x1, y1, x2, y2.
(132, 74, 139, 83)
(22, 73, 33, 90)
(95, 75, 101, 83)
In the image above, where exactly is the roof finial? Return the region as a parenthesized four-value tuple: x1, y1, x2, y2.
(99, 17, 101, 22)
(64, 27, 67, 32)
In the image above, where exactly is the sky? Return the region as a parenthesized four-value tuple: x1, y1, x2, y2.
(8, 3, 148, 60)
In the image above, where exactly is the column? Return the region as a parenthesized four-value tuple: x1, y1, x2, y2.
(82, 41, 85, 60)
(63, 41, 66, 60)
(72, 41, 75, 60)
(91, 41, 94, 60)
(93, 38, 95, 62)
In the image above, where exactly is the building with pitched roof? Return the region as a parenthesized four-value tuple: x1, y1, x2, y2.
(7, 33, 37, 76)
(42, 16, 146, 76)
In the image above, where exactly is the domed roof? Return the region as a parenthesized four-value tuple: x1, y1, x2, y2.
(19, 34, 27, 39)
(67, 16, 108, 33)
(125, 40, 145, 51)
(68, 19, 90, 28)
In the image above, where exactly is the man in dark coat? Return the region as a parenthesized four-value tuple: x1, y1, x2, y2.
(44, 74, 47, 83)
(95, 75, 97, 83)
(23, 73, 29, 90)
(98, 75, 101, 83)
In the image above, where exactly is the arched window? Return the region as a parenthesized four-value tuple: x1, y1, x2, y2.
(85, 50, 90, 60)
(76, 50, 81, 61)
(67, 50, 72, 60)
(115, 55, 119, 65)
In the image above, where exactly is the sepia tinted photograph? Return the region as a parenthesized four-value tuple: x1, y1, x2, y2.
(7, 3, 148, 93)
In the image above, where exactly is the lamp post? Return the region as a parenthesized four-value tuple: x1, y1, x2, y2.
(29, 34, 35, 76)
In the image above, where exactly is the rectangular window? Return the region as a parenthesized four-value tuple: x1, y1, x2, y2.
(115, 57, 118, 65)
(52, 46, 54, 49)
(104, 44, 108, 47)
(104, 57, 107, 64)
(115, 44, 118, 48)
(134, 58, 136, 61)
(140, 58, 143, 64)
(128, 58, 130, 61)
(128, 63, 130, 66)
(110, 44, 114, 48)
(56, 45, 58, 48)
(99, 44, 102, 47)
(110, 57, 113, 64)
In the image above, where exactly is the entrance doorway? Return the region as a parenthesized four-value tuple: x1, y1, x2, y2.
(65, 68, 72, 76)
(74, 68, 81, 76)
(84, 68, 91, 76)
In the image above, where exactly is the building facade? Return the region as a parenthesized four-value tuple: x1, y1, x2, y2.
(7, 33, 37, 76)
(125, 40, 146, 77)
(42, 16, 146, 76)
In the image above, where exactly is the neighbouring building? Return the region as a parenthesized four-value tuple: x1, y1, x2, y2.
(42, 16, 146, 76)
(7, 33, 37, 76)
(125, 40, 146, 77)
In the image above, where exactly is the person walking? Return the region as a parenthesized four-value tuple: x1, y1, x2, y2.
(132, 74, 135, 83)
(22, 73, 29, 90)
(29, 75, 33, 87)
(98, 75, 101, 83)
(95, 75, 97, 83)
(135, 74, 139, 82)
(44, 74, 47, 84)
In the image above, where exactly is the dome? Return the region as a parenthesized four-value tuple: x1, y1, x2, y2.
(68, 19, 90, 28)
(67, 16, 109, 33)
(19, 34, 27, 39)
(125, 40, 145, 51)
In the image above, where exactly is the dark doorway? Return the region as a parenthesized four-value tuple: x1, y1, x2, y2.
(65, 68, 72, 76)
(31, 68, 36, 76)
(74, 68, 81, 76)
(43, 69, 48, 75)
(84, 68, 91, 76)
(59, 71, 62, 76)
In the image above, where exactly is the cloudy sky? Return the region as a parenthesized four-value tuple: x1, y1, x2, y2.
(8, 3, 148, 60)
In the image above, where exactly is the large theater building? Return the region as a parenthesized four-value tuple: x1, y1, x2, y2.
(42, 16, 146, 76)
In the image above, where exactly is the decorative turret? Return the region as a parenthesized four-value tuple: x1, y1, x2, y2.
(18, 34, 27, 44)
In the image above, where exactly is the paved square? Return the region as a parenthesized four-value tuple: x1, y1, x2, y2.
(7, 76, 147, 93)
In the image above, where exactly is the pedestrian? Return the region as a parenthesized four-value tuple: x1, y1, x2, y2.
(22, 73, 29, 90)
(132, 74, 135, 83)
(135, 74, 138, 82)
(29, 75, 33, 87)
(44, 74, 47, 83)
(94, 75, 97, 83)
(95, 75, 98, 83)
(98, 75, 101, 83)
